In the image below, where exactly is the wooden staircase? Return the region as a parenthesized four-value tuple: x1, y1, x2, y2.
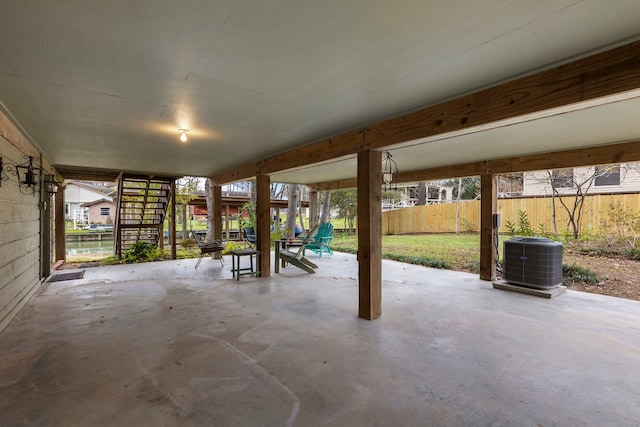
(115, 174, 174, 256)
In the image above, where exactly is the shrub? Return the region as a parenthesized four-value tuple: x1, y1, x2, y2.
(121, 241, 163, 263)
(562, 264, 599, 285)
(382, 252, 451, 269)
(462, 219, 476, 233)
(537, 223, 551, 238)
(180, 237, 196, 248)
(625, 248, 640, 260)
(600, 202, 640, 249)
(331, 245, 453, 270)
(222, 241, 244, 255)
(505, 210, 534, 237)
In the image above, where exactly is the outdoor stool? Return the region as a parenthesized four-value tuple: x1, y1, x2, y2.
(230, 249, 260, 280)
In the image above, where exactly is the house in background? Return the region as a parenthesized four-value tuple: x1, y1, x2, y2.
(523, 162, 640, 196)
(82, 198, 115, 225)
(64, 180, 115, 227)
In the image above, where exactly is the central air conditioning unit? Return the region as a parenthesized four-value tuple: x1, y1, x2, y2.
(503, 237, 563, 289)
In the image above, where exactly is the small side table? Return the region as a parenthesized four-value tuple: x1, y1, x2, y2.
(230, 249, 260, 280)
(274, 239, 305, 273)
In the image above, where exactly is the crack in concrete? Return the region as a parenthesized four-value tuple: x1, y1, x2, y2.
(191, 332, 300, 427)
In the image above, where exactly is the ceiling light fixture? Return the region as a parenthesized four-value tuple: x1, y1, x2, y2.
(179, 129, 189, 142)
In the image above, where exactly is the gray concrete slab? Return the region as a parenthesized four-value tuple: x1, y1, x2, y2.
(1, 252, 639, 426)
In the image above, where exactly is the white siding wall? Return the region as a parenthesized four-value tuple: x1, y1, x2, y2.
(64, 184, 107, 204)
(0, 135, 42, 333)
(523, 163, 640, 196)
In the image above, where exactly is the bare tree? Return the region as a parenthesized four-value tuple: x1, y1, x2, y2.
(455, 178, 463, 235)
(417, 182, 427, 205)
(204, 178, 215, 242)
(498, 173, 523, 197)
(175, 177, 200, 243)
(270, 182, 286, 199)
(319, 190, 331, 224)
(527, 165, 621, 239)
(249, 180, 256, 203)
(297, 199, 306, 233)
(284, 184, 300, 238)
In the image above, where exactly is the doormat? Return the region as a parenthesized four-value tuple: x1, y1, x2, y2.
(47, 270, 85, 282)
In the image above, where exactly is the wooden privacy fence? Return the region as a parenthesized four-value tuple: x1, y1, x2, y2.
(382, 193, 640, 236)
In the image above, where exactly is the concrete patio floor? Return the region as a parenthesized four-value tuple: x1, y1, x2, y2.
(1, 252, 639, 426)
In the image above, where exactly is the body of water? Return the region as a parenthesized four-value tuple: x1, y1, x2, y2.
(66, 240, 114, 257)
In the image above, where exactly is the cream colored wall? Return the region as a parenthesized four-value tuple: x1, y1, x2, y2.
(0, 108, 57, 333)
(0, 134, 43, 332)
(523, 164, 640, 196)
(64, 184, 110, 204)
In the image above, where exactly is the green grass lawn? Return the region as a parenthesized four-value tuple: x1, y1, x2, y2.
(332, 233, 507, 272)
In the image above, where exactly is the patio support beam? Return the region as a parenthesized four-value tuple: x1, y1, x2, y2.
(212, 40, 640, 185)
(54, 185, 65, 262)
(357, 149, 382, 320)
(256, 174, 271, 278)
(212, 185, 223, 259)
(309, 139, 640, 191)
(170, 179, 177, 260)
(479, 174, 497, 281)
(224, 204, 230, 241)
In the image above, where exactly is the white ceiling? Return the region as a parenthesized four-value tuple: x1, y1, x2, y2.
(0, 1, 639, 182)
(272, 92, 640, 183)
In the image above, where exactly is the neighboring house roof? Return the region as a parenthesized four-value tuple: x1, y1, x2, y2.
(65, 179, 115, 197)
(64, 179, 115, 204)
(81, 198, 115, 208)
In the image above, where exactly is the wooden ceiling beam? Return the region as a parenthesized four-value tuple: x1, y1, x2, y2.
(56, 165, 181, 182)
(211, 131, 363, 185)
(212, 40, 640, 185)
(365, 41, 640, 149)
(485, 140, 640, 175)
(308, 140, 640, 190)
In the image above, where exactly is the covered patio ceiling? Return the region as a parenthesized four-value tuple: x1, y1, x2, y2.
(0, 1, 639, 183)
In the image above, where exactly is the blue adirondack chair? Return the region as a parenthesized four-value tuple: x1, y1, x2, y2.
(303, 222, 334, 257)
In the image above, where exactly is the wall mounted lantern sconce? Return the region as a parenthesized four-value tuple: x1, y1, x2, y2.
(0, 155, 57, 196)
(16, 155, 38, 192)
(382, 151, 399, 191)
(44, 177, 59, 195)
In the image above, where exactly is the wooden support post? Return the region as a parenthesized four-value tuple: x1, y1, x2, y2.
(256, 174, 271, 277)
(54, 185, 65, 262)
(170, 179, 177, 260)
(309, 190, 318, 229)
(357, 149, 382, 320)
(224, 204, 230, 241)
(213, 185, 223, 258)
(480, 173, 497, 280)
(40, 177, 52, 278)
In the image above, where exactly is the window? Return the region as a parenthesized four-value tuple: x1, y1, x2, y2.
(594, 164, 620, 186)
(100, 207, 110, 216)
(551, 169, 573, 189)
